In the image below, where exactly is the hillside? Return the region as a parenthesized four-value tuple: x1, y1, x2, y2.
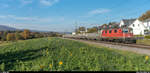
(0, 25, 56, 33)
(0, 25, 17, 31)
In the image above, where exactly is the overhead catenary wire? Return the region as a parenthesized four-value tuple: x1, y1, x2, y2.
(105, 0, 150, 23)
(73, 0, 150, 32)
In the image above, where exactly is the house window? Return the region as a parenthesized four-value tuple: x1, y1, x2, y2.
(144, 30, 148, 34)
(133, 24, 135, 27)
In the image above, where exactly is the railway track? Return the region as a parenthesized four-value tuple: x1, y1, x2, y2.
(66, 37, 150, 49)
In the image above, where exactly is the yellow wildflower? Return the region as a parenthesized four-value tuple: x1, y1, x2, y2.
(46, 48, 48, 52)
(40, 65, 44, 69)
(49, 64, 53, 69)
(59, 61, 63, 65)
(145, 56, 149, 60)
(46, 49, 49, 55)
(70, 53, 72, 56)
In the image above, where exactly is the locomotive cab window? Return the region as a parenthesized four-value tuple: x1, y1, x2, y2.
(109, 30, 112, 33)
(103, 31, 105, 34)
(122, 29, 128, 33)
(105, 30, 107, 33)
(114, 30, 117, 33)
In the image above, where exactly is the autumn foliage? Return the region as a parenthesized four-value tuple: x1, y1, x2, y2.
(22, 29, 30, 40)
(6, 33, 16, 41)
(0, 29, 62, 42)
(139, 10, 150, 21)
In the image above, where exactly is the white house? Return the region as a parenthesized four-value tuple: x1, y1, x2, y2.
(119, 19, 150, 35)
(119, 19, 136, 27)
(129, 19, 147, 35)
(143, 18, 150, 31)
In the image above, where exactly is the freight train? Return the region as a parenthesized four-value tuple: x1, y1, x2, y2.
(63, 27, 136, 43)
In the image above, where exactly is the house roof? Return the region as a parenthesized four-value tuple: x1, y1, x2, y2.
(122, 19, 136, 26)
(144, 18, 150, 22)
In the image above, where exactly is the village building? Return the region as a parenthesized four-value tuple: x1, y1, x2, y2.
(128, 19, 147, 35)
(119, 18, 150, 35)
(143, 18, 150, 34)
(72, 32, 76, 35)
(119, 19, 136, 27)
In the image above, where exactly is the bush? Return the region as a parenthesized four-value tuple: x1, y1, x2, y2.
(15, 32, 23, 40)
(6, 33, 16, 41)
(145, 35, 150, 39)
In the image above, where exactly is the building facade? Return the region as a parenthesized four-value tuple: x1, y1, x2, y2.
(120, 19, 150, 35)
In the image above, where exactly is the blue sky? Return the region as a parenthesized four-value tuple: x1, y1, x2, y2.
(0, 0, 150, 32)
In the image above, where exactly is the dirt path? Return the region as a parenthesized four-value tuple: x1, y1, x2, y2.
(63, 38, 150, 56)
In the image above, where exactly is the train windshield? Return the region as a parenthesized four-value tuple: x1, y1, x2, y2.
(122, 29, 128, 33)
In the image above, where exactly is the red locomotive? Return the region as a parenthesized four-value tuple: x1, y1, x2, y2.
(100, 28, 136, 43)
(63, 26, 136, 43)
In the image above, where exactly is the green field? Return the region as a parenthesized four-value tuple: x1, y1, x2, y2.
(0, 37, 150, 71)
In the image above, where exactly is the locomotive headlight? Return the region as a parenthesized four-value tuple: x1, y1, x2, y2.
(128, 35, 131, 37)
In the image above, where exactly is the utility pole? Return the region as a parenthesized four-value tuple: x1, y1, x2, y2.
(75, 21, 79, 34)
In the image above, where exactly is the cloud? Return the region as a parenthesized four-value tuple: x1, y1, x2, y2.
(0, 15, 65, 24)
(0, 14, 66, 31)
(40, 0, 59, 6)
(21, 0, 33, 5)
(88, 8, 110, 15)
(0, 15, 53, 22)
(80, 8, 111, 18)
(20, 0, 33, 6)
(0, 4, 9, 8)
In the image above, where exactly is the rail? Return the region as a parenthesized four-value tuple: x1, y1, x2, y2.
(65, 37, 150, 49)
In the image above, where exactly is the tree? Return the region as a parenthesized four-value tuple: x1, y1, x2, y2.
(15, 32, 22, 41)
(6, 33, 11, 41)
(139, 10, 150, 21)
(22, 29, 30, 40)
(6, 33, 15, 41)
(78, 27, 86, 31)
(87, 27, 98, 33)
(75, 27, 86, 34)
(1, 31, 8, 41)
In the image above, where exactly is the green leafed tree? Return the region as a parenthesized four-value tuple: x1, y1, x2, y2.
(15, 32, 22, 41)
(75, 27, 86, 34)
(87, 27, 98, 33)
(1, 31, 8, 41)
(78, 27, 86, 31)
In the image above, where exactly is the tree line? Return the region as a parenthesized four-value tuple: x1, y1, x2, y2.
(0, 29, 62, 41)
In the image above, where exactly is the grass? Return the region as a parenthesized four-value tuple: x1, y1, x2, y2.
(0, 41, 12, 46)
(0, 37, 150, 71)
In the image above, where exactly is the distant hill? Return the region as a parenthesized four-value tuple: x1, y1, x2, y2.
(0, 25, 17, 31)
(0, 25, 66, 34)
(0, 25, 44, 32)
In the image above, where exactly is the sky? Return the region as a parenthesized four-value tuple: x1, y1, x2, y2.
(0, 0, 150, 32)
